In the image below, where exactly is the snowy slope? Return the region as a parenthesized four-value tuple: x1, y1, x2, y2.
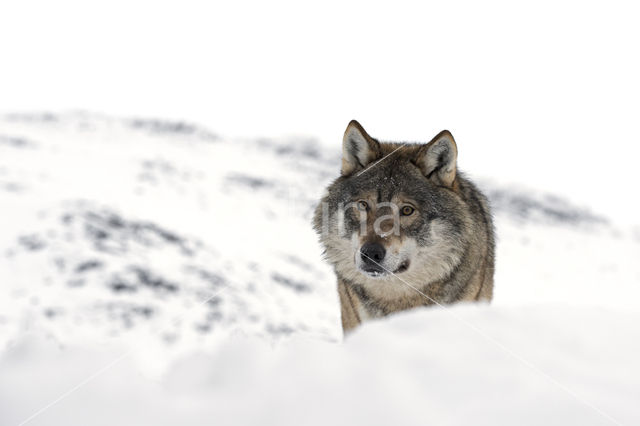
(1, 112, 639, 425)
(0, 112, 342, 359)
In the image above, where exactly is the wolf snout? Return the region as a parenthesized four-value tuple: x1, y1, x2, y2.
(360, 242, 386, 266)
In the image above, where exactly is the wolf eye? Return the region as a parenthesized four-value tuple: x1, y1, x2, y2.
(357, 200, 369, 211)
(400, 205, 415, 216)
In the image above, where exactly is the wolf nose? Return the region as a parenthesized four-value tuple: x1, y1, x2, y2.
(360, 242, 386, 264)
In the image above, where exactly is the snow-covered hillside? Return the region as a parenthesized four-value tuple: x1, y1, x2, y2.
(1, 112, 639, 425)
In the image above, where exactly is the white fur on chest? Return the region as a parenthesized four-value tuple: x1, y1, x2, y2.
(357, 304, 373, 322)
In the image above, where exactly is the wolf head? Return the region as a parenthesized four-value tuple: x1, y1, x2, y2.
(314, 120, 473, 297)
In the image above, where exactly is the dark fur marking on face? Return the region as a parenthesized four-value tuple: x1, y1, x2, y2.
(349, 281, 371, 303)
(348, 281, 388, 316)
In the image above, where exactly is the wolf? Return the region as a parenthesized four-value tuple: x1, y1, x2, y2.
(313, 120, 495, 334)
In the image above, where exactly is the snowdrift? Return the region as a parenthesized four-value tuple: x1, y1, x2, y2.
(1, 305, 638, 426)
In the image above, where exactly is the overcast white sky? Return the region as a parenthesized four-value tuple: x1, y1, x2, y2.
(1, 0, 638, 225)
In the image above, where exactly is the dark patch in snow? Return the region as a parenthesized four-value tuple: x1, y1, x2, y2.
(205, 297, 222, 308)
(54, 257, 66, 272)
(282, 254, 326, 277)
(210, 304, 224, 317)
(67, 279, 86, 288)
(271, 272, 312, 293)
(257, 137, 332, 162)
(1, 182, 26, 193)
(130, 267, 179, 292)
(43, 308, 62, 318)
(136, 159, 201, 190)
(103, 302, 155, 328)
(141, 159, 177, 175)
(283, 254, 314, 270)
(109, 279, 138, 293)
(195, 323, 212, 333)
(265, 323, 296, 336)
(185, 266, 226, 288)
(133, 305, 154, 318)
(128, 118, 218, 141)
(195, 308, 225, 334)
(4, 112, 59, 123)
(225, 173, 274, 189)
(0, 135, 35, 148)
(255, 137, 339, 182)
(130, 119, 196, 134)
(75, 260, 104, 273)
(18, 235, 46, 251)
(487, 189, 608, 226)
(109, 267, 179, 294)
(77, 208, 196, 256)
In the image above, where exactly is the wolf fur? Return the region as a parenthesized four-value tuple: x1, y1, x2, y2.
(313, 120, 495, 334)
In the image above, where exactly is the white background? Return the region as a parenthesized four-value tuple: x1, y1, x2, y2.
(1, 0, 638, 225)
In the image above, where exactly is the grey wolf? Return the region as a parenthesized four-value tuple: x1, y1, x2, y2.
(313, 120, 495, 333)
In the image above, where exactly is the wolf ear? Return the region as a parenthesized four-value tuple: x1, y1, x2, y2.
(341, 120, 381, 176)
(415, 130, 458, 187)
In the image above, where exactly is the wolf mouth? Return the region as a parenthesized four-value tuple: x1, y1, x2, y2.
(361, 269, 387, 278)
(359, 259, 410, 278)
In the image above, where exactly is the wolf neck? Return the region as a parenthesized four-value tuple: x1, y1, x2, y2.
(347, 278, 433, 318)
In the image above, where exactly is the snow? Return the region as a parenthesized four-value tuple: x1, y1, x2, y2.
(1, 306, 639, 426)
(0, 112, 639, 425)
